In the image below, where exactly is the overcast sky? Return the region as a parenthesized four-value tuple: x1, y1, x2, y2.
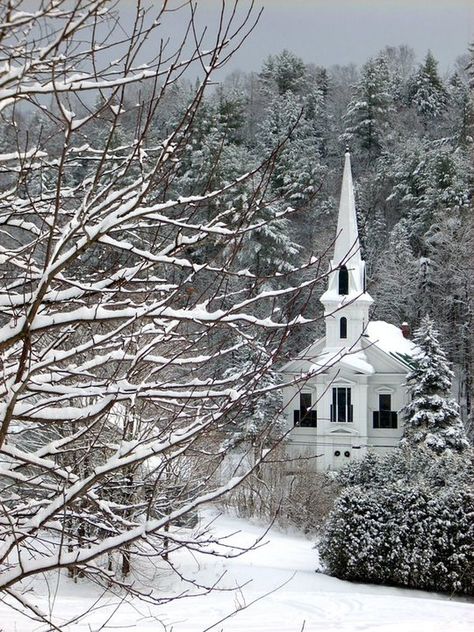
(193, 0, 473, 73)
(109, 0, 474, 84)
(118, 0, 472, 76)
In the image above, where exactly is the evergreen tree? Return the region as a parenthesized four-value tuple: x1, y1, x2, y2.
(448, 72, 474, 147)
(343, 55, 394, 157)
(223, 347, 286, 450)
(260, 49, 307, 95)
(236, 201, 301, 280)
(422, 210, 474, 434)
(373, 219, 418, 325)
(386, 139, 471, 253)
(407, 51, 448, 124)
(257, 90, 324, 206)
(402, 315, 469, 453)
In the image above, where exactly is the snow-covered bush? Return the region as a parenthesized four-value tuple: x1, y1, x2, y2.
(337, 447, 473, 490)
(319, 449, 474, 595)
(320, 482, 474, 595)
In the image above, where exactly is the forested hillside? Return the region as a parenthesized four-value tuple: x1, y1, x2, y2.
(205, 47, 474, 429)
(2, 44, 471, 429)
(191, 46, 474, 429)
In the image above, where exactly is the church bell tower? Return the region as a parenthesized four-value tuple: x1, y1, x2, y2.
(320, 152, 373, 351)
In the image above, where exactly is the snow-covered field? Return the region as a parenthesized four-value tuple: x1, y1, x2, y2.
(2, 511, 473, 632)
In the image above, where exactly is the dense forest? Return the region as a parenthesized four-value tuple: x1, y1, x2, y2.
(2, 44, 472, 430)
(182, 45, 474, 430)
(190, 46, 474, 430)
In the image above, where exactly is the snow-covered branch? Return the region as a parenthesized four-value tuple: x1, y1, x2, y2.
(0, 0, 326, 620)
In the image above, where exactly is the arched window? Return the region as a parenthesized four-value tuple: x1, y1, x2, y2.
(340, 317, 347, 339)
(338, 265, 349, 295)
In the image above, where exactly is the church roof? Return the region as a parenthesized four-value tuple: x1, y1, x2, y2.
(365, 321, 417, 369)
(281, 321, 417, 374)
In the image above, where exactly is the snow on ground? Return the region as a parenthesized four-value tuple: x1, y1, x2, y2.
(1, 510, 473, 632)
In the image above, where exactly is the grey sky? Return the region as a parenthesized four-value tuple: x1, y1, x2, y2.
(131, 0, 472, 75)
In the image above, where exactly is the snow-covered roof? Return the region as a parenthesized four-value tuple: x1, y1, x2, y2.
(281, 320, 417, 375)
(316, 349, 375, 375)
(281, 339, 375, 375)
(365, 321, 417, 369)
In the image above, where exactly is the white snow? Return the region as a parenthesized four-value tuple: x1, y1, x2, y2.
(366, 320, 417, 358)
(340, 351, 375, 374)
(310, 348, 375, 375)
(2, 511, 472, 631)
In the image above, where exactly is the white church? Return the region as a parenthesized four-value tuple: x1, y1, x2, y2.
(281, 152, 417, 471)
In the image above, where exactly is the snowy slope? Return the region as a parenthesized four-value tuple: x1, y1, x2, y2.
(1, 511, 473, 632)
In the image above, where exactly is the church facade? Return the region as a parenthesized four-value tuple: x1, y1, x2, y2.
(281, 152, 417, 471)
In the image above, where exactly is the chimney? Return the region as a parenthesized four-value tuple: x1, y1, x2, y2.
(401, 322, 411, 339)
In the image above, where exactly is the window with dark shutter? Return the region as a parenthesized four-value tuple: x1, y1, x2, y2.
(373, 393, 398, 428)
(294, 392, 317, 428)
(330, 387, 353, 422)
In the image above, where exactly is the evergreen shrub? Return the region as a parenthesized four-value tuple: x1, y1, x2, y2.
(319, 450, 474, 595)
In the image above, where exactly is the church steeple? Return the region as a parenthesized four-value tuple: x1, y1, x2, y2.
(334, 151, 363, 277)
(320, 152, 373, 350)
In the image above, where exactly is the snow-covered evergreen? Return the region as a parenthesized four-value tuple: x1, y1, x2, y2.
(320, 477, 474, 595)
(402, 316, 470, 453)
(407, 51, 449, 123)
(320, 448, 474, 595)
(343, 55, 394, 155)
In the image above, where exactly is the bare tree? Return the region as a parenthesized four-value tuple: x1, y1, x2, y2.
(0, 1, 325, 626)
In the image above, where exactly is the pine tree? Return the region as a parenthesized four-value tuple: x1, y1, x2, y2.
(260, 49, 307, 95)
(407, 51, 448, 124)
(448, 72, 474, 147)
(373, 219, 418, 325)
(223, 347, 285, 450)
(402, 315, 469, 453)
(257, 90, 325, 207)
(423, 210, 474, 433)
(385, 139, 471, 253)
(343, 55, 394, 157)
(236, 201, 301, 280)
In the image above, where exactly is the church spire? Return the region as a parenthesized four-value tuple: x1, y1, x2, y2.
(320, 151, 373, 350)
(333, 151, 362, 270)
